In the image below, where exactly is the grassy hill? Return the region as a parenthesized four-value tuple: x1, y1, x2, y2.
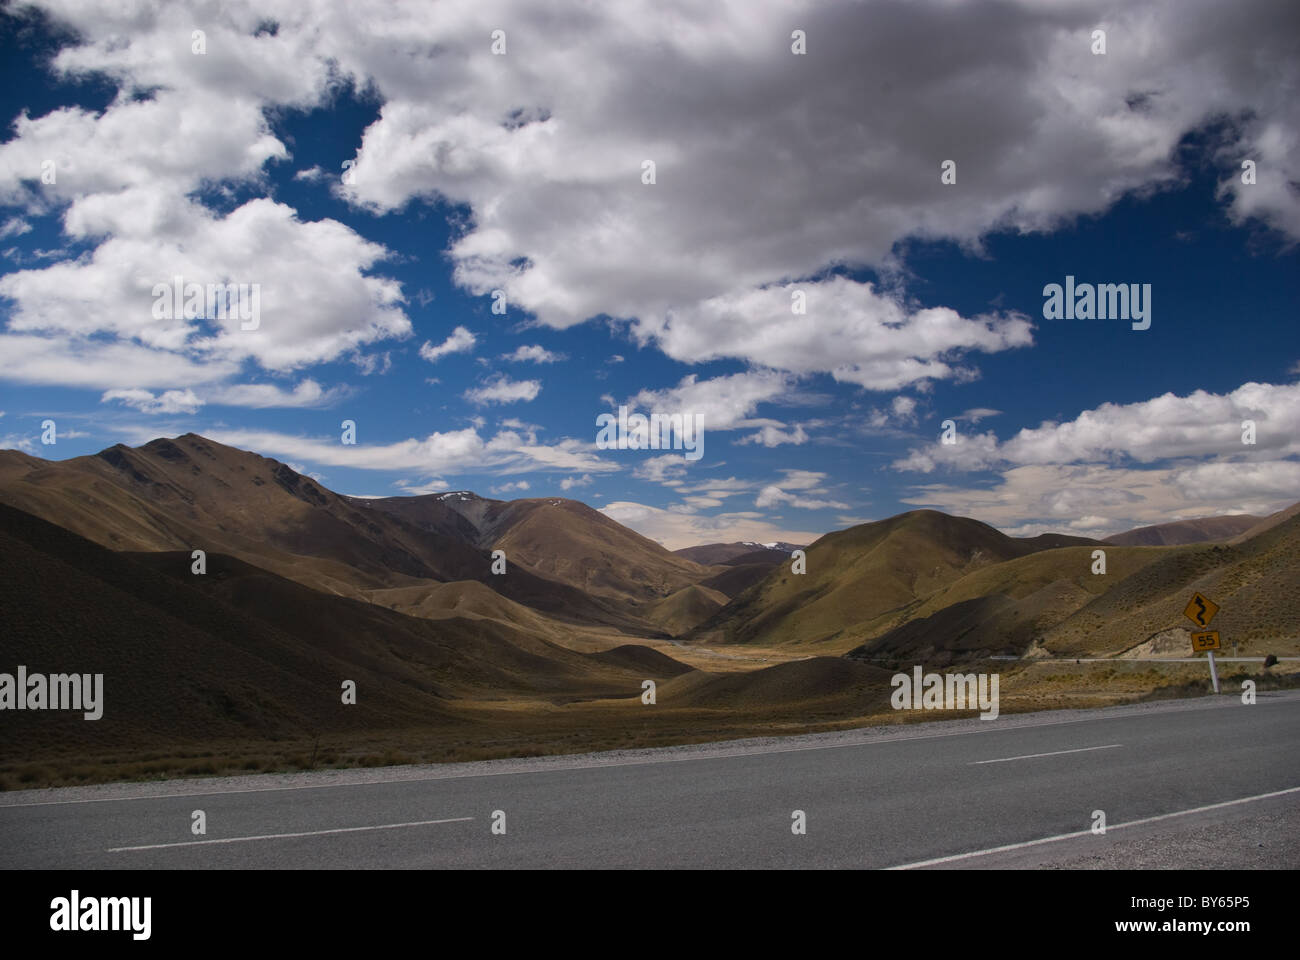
(643, 583, 730, 635)
(1038, 507, 1300, 657)
(846, 544, 1173, 661)
(841, 507, 1300, 662)
(688, 510, 1083, 652)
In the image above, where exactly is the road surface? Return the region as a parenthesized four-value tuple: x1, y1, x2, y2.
(3, 691, 1297, 869)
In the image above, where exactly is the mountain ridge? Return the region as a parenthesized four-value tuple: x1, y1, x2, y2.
(0, 434, 654, 634)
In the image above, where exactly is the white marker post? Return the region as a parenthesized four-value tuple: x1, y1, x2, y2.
(1206, 650, 1220, 694)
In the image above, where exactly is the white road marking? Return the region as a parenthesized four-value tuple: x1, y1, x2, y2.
(887, 786, 1300, 869)
(107, 816, 474, 852)
(971, 743, 1122, 764)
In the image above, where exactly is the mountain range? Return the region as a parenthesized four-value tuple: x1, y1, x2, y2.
(2, 433, 1295, 784)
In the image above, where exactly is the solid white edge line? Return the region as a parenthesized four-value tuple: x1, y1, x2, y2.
(107, 816, 475, 852)
(971, 743, 1122, 764)
(886, 786, 1300, 869)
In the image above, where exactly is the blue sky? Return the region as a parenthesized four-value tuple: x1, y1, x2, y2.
(1, 1, 1297, 548)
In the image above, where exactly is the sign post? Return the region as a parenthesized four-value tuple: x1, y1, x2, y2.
(1184, 593, 1222, 693)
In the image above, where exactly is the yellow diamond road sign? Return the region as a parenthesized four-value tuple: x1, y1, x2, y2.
(1190, 631, 1221, 653)
(1183, 591, 1219, 629)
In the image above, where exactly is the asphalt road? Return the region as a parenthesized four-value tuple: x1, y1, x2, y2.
(3, 691, 1297, 869)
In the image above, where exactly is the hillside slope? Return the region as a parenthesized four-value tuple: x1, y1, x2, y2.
(643, 583, 730, 635)
(688, 510, 1077, 652)
(1037, 508, 1300, 657)
(0, 501, 691, 762)
(846, 544, 1174, 661)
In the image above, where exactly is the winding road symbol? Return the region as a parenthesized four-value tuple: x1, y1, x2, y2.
(1183, 591, 1219, 629)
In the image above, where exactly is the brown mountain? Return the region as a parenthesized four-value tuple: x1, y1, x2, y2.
(0, 435, 651, 634)
(688, 547, 796, 601)
(1105, 514, 1263, 546)
(360, 491, 712, 605)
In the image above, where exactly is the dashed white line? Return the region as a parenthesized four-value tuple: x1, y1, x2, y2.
(971, 743, 1122, 764)
(107, 816, 474, 852)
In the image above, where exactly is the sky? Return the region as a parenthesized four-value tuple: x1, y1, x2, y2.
(0, 0, 1297, 550)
